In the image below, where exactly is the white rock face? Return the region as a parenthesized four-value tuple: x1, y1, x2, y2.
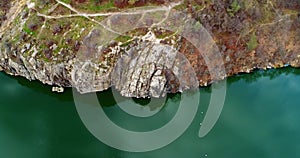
(71, 38, 198, 98)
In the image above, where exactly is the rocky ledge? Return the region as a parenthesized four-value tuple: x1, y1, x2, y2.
(0, 0, 300, 98)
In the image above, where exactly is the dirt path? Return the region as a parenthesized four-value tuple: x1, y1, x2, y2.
(36, 0, 182, 35)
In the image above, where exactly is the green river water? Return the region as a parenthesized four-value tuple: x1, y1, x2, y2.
(0, 68, 300, 158)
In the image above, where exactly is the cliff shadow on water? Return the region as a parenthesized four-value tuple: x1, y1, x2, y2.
(0, 71, 182, 108)
(226, 66, 300, 85)
(0, 71, 74, 102)
(1, 66, 300, 107)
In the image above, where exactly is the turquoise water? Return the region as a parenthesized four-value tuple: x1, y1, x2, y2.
(0, 68, 300, 158)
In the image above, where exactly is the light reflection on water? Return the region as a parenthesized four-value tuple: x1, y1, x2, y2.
(0, 67, 300, 158)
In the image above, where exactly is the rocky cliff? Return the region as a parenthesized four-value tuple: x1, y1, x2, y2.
(0, 0, 300, 98)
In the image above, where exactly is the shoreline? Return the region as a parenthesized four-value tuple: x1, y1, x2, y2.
(1, 65, 299, 99)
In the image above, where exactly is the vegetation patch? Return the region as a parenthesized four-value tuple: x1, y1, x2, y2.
(247, 33, 258, 50)
(227, 0, 241, 17)
(115, 35, 132, 43)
